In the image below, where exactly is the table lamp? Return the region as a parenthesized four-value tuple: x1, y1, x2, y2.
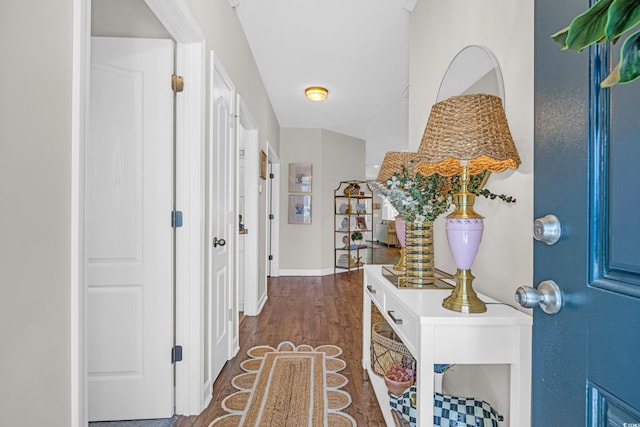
(415, 94, 520, 313)
(375, 151, 418, 272)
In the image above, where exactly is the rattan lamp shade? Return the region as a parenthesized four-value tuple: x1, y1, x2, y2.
(415, 94, 520, 176)
(376, 151, 423, 183)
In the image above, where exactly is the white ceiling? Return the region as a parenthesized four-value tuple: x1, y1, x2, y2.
(232, 0, 415, 179)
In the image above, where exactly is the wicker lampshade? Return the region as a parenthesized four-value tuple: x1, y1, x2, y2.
(415, 94, 520, 177)
(376, 151, 424, 183)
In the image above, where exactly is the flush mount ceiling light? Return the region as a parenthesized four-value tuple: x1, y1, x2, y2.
(305, 86, 328, 101)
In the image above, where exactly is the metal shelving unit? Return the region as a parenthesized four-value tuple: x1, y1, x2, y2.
(334, 180, 374, 273)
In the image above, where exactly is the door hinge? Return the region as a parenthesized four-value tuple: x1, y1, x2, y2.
(269, 214, 274, 220)
(171, 74, 184, 93)
(171, 345, 183, 363)
(268, 254, 273, 261)
(269, 173, 275, 179)
(171, 210, 183, 228)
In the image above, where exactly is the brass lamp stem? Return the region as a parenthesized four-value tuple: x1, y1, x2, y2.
(448, 164, 483, 220)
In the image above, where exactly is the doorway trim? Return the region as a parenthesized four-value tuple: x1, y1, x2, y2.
(267, 144, 280, 278)
(71, 0, 206, 424)
(237, 96, 260, 315)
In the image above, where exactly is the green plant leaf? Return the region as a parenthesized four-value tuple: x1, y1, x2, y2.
(602, 61, 622, 87)
(618, 29, 640, 83)
(566, 0, 615, 51)
(551, 25, 570, 48)
(601, 30, 640, 87)
(606, 0, 640, 40)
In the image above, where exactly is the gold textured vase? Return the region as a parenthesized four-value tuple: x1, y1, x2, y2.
(402, 221, 435, 287)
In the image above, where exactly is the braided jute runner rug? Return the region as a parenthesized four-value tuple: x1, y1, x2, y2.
(209, 341, 357, 426)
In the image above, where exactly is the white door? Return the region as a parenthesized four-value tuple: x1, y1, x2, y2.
(87, 37, 174, 421)
(204, 53, 235, 401)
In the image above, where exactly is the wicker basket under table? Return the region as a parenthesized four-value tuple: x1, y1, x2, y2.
(370, 321, 416, 377)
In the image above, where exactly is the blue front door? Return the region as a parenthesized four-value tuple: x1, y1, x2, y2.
(534, 0, 640, 425)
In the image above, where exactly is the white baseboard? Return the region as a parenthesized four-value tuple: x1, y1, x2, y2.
(257, 294, 267, 314)
(279, 268, 336, 276)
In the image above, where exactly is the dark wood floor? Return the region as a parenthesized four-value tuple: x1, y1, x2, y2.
(173, 268, 390, 426)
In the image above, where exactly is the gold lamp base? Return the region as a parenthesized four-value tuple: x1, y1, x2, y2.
(393, 247, 406, 271)
(442, 269, 486, 313)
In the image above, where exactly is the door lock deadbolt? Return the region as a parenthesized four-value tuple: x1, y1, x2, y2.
(533, 214, 562, 245)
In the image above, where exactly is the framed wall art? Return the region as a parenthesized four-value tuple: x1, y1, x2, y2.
(288, 194, 312, 224)
(288, 163, 312, 193)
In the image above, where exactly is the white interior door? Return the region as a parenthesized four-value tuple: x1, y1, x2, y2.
(87, 37, 174, 421)
(204, 52, 235, 401)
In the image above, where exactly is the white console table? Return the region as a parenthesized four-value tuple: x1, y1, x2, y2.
(362, 265, 532, 426)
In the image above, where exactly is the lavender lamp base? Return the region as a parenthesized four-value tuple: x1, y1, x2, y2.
(443, 218, 487, 313)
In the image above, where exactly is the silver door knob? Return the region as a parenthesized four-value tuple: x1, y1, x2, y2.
(533, 214, 562, 245)
(515, 280, 563, 314)
(213, 237, 226, 247)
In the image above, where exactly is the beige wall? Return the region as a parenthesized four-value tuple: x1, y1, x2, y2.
(187, 0, 280, 156)
(410, 0, 534, 305)
(0, 1, 74, 426)
(0, 0, 280, 425)
(320, 129, 366, 269)
(409, 1, 534, 423)
(279, 128, 365, 274)
(279, 129, 323, 271)
(92, 0, 170, 38)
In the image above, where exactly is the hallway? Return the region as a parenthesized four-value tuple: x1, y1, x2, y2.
(174, 270, 387, 426)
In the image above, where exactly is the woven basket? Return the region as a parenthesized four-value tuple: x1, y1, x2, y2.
(370, 322, 416, 377)
(343, 182, 361, 196)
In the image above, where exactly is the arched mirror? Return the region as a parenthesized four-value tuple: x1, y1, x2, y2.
(436, 45, 504, 102)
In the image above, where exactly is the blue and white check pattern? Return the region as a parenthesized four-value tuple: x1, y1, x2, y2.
(390, 387, 503, 427)
(389, 386, 417, 426)
(434, 392, 503, 427)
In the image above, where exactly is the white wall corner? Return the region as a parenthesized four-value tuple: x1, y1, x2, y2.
(403, 0, 417, 13)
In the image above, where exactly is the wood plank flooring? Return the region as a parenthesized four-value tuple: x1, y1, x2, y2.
(173, 269, 388, 427)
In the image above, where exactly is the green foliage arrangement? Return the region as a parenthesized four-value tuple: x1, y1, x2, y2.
(552, 0, 640, 87)
(370, 168, 451, 223)
(350, 231, 363, 241)
(369, 164, 515, 224)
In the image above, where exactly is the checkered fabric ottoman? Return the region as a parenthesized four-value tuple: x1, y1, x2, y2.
(389, 386, 417, 426)
(390, 387, 503, 427)
(434, 392, 503, 427)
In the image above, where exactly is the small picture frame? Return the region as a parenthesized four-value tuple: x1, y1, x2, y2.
(260, 150, 268, 180)
(288, 163, 312, 193)
(356, 216, 367, 230)
(288, 194, 312, 224)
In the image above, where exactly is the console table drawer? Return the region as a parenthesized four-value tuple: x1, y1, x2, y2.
(366, 282, 385, 311)
(384, 295, 418, 354)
